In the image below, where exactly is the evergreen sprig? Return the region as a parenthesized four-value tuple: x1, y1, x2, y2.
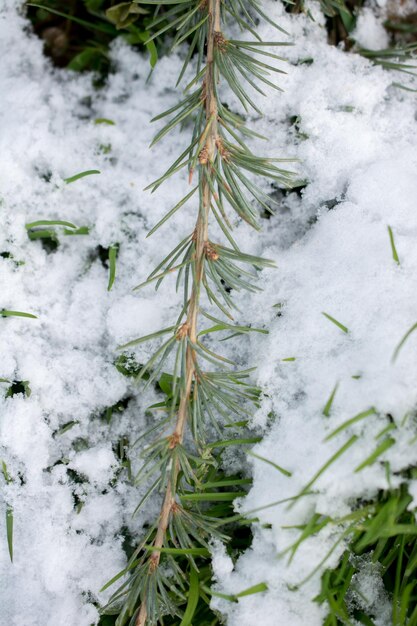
(102, 2, 293, 625)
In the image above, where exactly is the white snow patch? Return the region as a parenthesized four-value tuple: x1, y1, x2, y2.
(352, 6, 390, 49)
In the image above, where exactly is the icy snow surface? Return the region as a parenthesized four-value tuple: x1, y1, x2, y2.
(1, 0, 417, 624)
(351, 6, 389, 50)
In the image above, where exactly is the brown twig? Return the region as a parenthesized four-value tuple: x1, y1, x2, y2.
(135, 0, 221, 623)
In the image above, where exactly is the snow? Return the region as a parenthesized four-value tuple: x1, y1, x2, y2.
(348, 556, 392, 625)
(210, 3, 417, 626)
(68, 446, 118, 488)
(0, 3, 189, 624)
(1, 0, 417, 624)
(352, 7, 389, 50)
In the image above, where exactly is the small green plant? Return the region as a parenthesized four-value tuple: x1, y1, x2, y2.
(26, 1, 157, 73)
(357, 43, 417, 80)
(315, 486, 417, 626)
(25, 220, 90, 252)
(278, 400, 417, 625)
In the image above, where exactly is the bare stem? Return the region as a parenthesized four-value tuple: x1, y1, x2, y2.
(136, 0, 221, 623)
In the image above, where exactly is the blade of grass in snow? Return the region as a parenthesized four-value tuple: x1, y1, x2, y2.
(27, 229, 57, 242)
(3, 461, 13, 563)
(247, 449, 292, 477)
(94, 118, 115, 125)
(387, 225, 400, 264)
(324, 407, 376, 441)
(54, 421, 79, 436)
(298, 528, 353, 587)
(6, 506, 13, 562)
(208, 581, 268, 602)
(63, 226, 90, 236)
(107, 244, 118, 291)
(235, 582, 268, 598)
(1, 310, 37, 319)
(375, 422, 396, 439)
(322, 312, 349, 333)
(2, 461, 12, 484)
(392, 321, 417, 362)
(64, 170, 101, 184)
(322, 383, 339, 417)
(354, 437, 396, 472)
(290, 436, 358, 507)
(25, 220, 78, 230)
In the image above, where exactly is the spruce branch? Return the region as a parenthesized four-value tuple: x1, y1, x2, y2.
(102, 2, 294, 625)
(135, 3, 221, 623)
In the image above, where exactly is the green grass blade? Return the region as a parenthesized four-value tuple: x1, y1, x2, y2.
(387, 225, 400, 264)
(322, 312, 349, 334)
(322, 383, 339, 417)
(1, 310, 37, 319)
(235, 582, 268, 597)
(107, 244, 119, 291)
(146, 39, 158, 68)
(26, 220, 77, 230)
(64, 226, 90, 236)
(27, 229, 57, 241)
(206, 581, 268, 602)
(64, 170, 101, 184)
(6, 506, 13, 562)
(292, 436, 358, 506)
(392, 321, 417, 362)
(94, 118, 115, 125)
(354, 437, 396, 472)
(325, 407, 376, 441)
(247, 449, 292, 477)
(179, 567, 200, 626)
(1, 461, 12, 484)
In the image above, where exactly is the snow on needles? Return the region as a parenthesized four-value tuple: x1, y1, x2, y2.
(1, 0, 417, 625)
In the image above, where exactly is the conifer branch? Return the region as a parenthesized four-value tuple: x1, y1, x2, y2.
(102, 2, 294, 624)
(135, 3, 221, 622)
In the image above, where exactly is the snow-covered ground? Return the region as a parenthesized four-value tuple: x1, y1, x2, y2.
(1, 0, 417, 624)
